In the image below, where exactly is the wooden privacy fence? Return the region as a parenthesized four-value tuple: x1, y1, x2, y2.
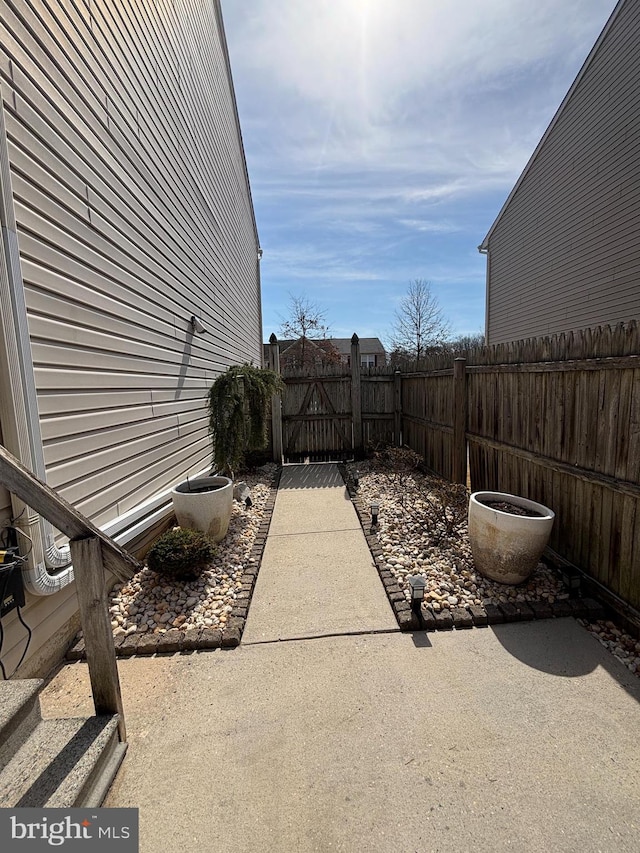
(464, 323, 640, 615)
(268, 335, 399, 461)
(268, 322, 640, 615)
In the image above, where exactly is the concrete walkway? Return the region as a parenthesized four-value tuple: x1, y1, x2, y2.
(39, 463, 640, 852)
(242, 464, 397, 643)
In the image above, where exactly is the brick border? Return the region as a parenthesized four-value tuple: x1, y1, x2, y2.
(337, 463, 605, 632)
(67, 467, 282, 661)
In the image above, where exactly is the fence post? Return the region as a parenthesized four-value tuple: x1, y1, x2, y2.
(268, 333, 283, 464)
(453, 357, 467, 484)
(394, 370, 402, 446)
(69, 536, 126, 742)
(350, 334, 363, 455)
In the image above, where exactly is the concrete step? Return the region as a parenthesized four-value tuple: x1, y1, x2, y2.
(0, 679, 43, 771)
(0, 714, 126, 807)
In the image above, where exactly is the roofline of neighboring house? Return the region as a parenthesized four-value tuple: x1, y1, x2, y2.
(478, 0, 626, 253)
(326, 337, 386, 355)
(280, 337, 331, 355)
(268, 337, 387, 356)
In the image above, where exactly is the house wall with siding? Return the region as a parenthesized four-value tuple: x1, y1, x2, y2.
(0, 420, 10, 526)
(1, 0, 261, 523)
(484, 0, 640, 345)
(0, 0, 260, 674)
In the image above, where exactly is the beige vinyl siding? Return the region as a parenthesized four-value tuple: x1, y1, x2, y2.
(1, 0, 261, 528)
(0, 420, 11, 526)
(0, 582, 80, 679)
(485, 0, 640, 344)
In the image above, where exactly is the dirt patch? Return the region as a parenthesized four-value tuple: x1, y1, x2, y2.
(481, 499, 543, 518)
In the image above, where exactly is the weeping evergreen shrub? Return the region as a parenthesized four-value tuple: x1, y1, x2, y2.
(208, 363, 283, 478)
(147, 528, 216, 581)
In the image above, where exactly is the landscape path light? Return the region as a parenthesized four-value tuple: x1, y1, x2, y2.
(408, 575, 426, 611)
(370, 501, 379, 527)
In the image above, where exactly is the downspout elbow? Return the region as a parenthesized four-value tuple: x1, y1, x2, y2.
(22, 561, 75, 596)
(15, 511, 74, 596)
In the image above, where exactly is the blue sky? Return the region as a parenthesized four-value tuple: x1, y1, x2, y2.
(221, 0, 618, 345)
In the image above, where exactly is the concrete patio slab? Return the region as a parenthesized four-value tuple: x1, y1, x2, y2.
(242, 463, 396, 643)
(42, 619, 640, 852)
(242, 529, 397, 642)
(37, 461, 640, 851)
(267, 488, 358, 535)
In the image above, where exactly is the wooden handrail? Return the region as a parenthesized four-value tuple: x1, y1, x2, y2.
(0, 444, 140, 580)
(0, 443, 142, 739)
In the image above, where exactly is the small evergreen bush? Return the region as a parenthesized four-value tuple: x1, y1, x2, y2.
(146, 528, 216, 581)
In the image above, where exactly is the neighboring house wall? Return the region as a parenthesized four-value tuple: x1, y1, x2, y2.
(328, 338, 387, 367)
(0, 0, 261, 674)
(481, 0, 640, 345)
(279, 338, 341, 370)
(271, 337, 388, 370)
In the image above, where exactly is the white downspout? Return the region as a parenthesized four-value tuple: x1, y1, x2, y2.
(0, 87, 73, 595)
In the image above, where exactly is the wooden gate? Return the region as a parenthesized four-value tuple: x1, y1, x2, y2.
(281, 369, 353, 461)
(267, 334, 398, 462)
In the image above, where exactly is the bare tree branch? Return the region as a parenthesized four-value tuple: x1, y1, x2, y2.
(279, 293, 330, 339)
(390, 279, 450, 362)
(278, 293, 337, 369)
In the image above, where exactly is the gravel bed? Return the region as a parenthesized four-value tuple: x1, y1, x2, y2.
(347, 457, 640, 677)
(347, 459, 565, 610)
(578, 619, 640, 676)
(106, 467, 276, 637)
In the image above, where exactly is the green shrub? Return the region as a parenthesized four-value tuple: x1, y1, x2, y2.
(208, 363, 283, 477)
(146, 528, 216, 581)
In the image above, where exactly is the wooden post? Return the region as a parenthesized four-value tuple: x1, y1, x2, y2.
(394, 369, 402, 447)
(69, 536, 126, 742)
(269, 333, 283, 464)
(350, 334, 363, 455)
(453, 357, 467, 485)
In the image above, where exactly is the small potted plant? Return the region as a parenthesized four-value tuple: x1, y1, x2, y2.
(468, 490, 555, 585)
(171, 363, 282, 540)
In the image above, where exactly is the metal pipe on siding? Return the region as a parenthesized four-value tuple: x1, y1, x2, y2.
(0, 91, 73, 595)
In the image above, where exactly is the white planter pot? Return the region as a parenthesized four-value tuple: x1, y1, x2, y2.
(171, 476, 233, 542)
(468, 491, 555, 585)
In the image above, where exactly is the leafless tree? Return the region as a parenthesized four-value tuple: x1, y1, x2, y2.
(279, 293, 332, 367)
(390, 279, 450, 362)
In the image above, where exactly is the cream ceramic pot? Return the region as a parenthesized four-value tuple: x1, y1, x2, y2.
(171, 476, 233, 542)
(468, 491, 555, 585)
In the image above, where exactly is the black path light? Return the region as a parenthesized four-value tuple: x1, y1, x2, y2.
(408, 575, 426, 612)
(370, 501, 379, 528)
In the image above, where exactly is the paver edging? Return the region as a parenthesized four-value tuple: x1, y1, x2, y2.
(66, 467, 282, 662)
(337, 463, 605, 633)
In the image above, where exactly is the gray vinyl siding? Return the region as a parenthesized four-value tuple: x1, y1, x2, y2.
(1, 0, 261, 526)
(485, 0, 640, 345)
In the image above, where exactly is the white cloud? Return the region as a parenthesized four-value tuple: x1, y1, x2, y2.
(398, 219, 461, 234)
(225, 0, 615, 175)
(223, 0, 618, 337)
